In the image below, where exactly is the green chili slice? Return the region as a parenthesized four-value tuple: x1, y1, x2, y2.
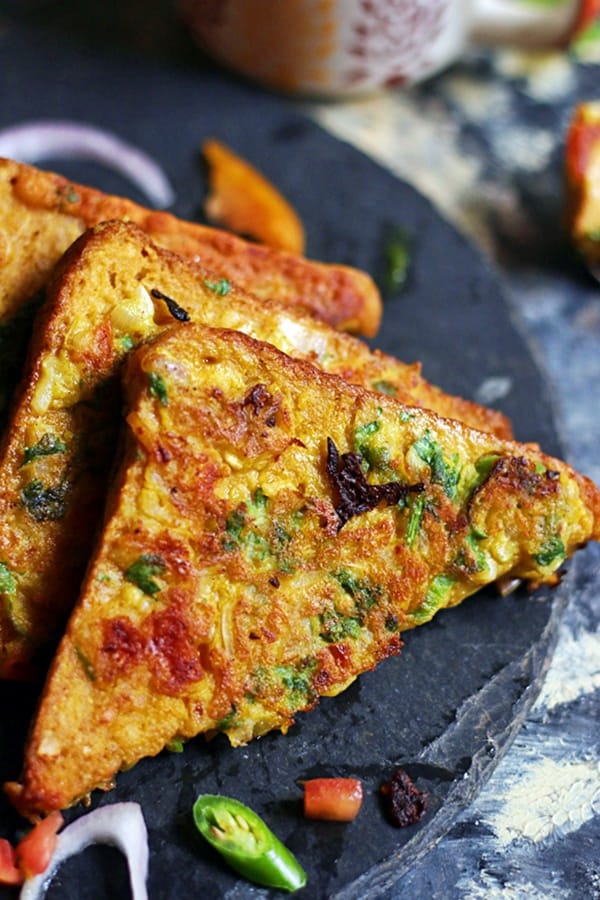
(193, 794, 306, 892)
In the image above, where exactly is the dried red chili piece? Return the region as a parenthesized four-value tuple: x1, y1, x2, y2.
(380, 768, 429, 827)
(326, 437, 423, 531)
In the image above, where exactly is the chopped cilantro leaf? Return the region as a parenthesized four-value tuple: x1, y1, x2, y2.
(355, 419, 381, 445)
(216, 706, 238, 732)
(0, 562, 16, 598)
(406, 493, 425, 547)
(21, 433, 67, 467)
(222, 509, 246, 551)
(413, 431, 460, 499)
(534, 536, 566, 568)
(204, 278, 231, 296)
(21, 479, 70, 521)
(373, 380, 397, 396)
(319, 609, 362, 643)
(334, 569, 382, 615)
(119, 334, 135, 351)
(125, 553, 166, 596)
(413, 574, 454, 623)
(274, 660, 317, 708)
(148, 372, 168, 406)
(74, 645, 96, 681)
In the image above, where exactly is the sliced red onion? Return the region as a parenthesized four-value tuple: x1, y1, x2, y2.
(0, 120, 175, 208)
(20, 802, 149, 900)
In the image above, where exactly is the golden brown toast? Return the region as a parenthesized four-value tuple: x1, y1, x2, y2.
(0, 156, 381, 336)
(7, 324, 599, 819)
(0, 221, 511, 680)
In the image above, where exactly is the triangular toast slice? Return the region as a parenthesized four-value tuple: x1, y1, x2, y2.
(7, 324, 599, 818)
(0, 221, 511, 679)
(0, 157, 381, 336)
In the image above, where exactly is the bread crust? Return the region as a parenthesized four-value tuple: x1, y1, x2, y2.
(0, 157, 381, 336)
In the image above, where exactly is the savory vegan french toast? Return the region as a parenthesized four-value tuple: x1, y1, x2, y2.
(0, 156, 381, 336)
(0, 221, 512, 680)
(7, 324, 599, 819)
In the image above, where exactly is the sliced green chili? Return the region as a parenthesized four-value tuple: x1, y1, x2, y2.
(193, 795, 307, 892)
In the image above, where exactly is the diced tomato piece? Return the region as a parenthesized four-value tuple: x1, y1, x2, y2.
(0, 838, 22, 886)
(16, 810, 63, 879)
(303, 778, 363, 822)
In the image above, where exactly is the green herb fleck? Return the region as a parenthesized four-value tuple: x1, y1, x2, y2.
(383, 228, 411, 294)
(355, 418, 381, 445)
(333, 569, 383, 616)
(455, 531, 488, 574)
(273, 523, 292, 549)
(74, 645, 96, 681)
(216, 706, 238, 732)
(166, 738, 185, 752)
(413, 431, 460, 498)
(413, 574, 454, 623)
(204, 278, 231, 296)
(252, 487, 268, 509)
(57, 184, 80, 206)
(373, 380, 397, 396)
(148, 372, 168, 406)
(399, 409, 415, 423)
(406, 493, 425, 547)
(222, 509, 246, 551)
(475, 453, 501, 478)
(354, 411, 392, 473)
(119, 334, 135, 352)
(21, 478, 70, 521)
(534, 536, 566, 568)
(125, 553, 166, 596)
(0, 562, 16, 600)
(274, 660, 317, 709)
(245, 531, 271, 562)
(319, 609, 362, 643)
(385, 614, 400, 632)
(21, 433, 67, 467)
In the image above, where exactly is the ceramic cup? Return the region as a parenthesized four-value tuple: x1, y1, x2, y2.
(180, 0, 588, 97)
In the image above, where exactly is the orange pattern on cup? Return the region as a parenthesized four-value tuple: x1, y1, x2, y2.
(186, 0, 339, 92)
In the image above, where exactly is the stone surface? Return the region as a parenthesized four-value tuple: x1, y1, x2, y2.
(0, 5, 598, 898)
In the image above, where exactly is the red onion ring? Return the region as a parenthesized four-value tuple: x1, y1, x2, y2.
(19, 802, 149, 900)
(0, 120, 175, 208)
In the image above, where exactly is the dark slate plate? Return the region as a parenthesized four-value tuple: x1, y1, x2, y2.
(0, 15, 571, 900)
